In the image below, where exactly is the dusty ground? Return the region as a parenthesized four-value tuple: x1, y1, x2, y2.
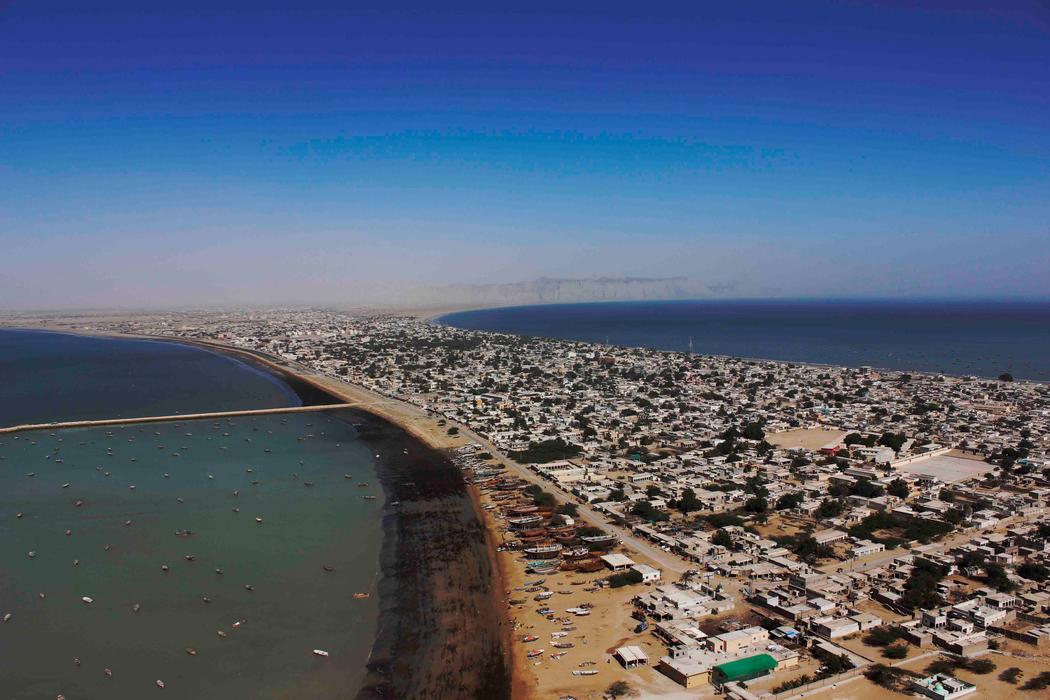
(895, 454, 994, 483)
(767, 428, 846, 451)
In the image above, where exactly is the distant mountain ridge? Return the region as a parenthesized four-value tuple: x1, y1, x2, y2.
(399, 276, 728, 307)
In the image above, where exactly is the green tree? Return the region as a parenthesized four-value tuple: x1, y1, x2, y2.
(882, 644, 908, 659)
(985, 563, 1016, 592)
(711, 529, 733, 549)
(888, 479, 909, 498)
(677, 488, 702, 514)
(998, 667, 1022, 684)
(1018, 562, 1049, 582)
(744, 496, 768, 514)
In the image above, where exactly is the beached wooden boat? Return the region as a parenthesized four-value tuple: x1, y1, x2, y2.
(526, 561, 560, 574)
(525, 542, 563, 559)
(508, 514, 543, 528)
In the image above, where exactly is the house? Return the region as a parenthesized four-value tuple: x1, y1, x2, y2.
(712, 654, 778, 686)
(811, 616, 860, 639)
(813, 529, 848, 546)
(614, 646, 649, 669)
(631, 563, 662, 583)
(910, 673, 977, 699)
(601, 553, 635, 571)
(852, 539, 886, 557)
(708, 627, 768, 654)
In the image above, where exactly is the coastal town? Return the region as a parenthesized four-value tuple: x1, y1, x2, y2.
(6, 307, 1050, 700)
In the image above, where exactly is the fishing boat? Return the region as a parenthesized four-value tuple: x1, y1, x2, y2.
(312, 649, 330, 657)
(353, 592, 370, 599)
(573, 669, 598, 676)
(521, 635, 539, 643)
(580, 533, 617, 546)
(534, 591, 554, 601)
(527, 649, 545, 658)
(508, 514, 543, 528)
(552, 642, 575, 649)
(524, 542, 563, 559)
(517, 528, 546, 538)
(526, 561, 560, 575)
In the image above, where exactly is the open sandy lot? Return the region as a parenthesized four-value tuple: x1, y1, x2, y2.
(768, 428, 846, 451)
(896, 454, 994, 483)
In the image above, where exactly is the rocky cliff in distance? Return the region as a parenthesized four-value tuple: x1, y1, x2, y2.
(398, 276, 726, 308)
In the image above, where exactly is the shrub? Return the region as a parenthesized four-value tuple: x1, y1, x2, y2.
(607, 569, 644, 588)
(882, 644, 908, 659)
(999, 667, 1022, 684)
(968, 658, 996, 675)
(606, 680, 637, 698)
(864, 626, 907, 647)
(1021, 671, 1050, 691)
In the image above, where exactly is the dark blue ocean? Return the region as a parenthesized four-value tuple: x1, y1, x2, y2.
(439, 300, 1050, 380)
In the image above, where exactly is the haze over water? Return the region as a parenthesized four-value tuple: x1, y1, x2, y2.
(0, 330, 384, 699)
(441, 300, 1050, 381)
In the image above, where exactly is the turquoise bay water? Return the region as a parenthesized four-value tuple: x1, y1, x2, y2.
(0, 330, 384, 699)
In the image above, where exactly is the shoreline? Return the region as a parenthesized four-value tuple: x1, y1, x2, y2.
(431, 300, 1050, 383)
(0, 327, 512, 700)
(145, 336, 514, 699)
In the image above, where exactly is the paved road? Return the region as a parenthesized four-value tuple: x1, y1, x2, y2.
(457, 431, 692, 574)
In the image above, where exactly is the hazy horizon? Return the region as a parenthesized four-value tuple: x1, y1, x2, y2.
(3, 1, 1049, 309)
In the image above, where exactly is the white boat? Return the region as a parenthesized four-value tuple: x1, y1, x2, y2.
(524, 543, 563, 558)
(572, 669, 598, 676)
(312, 649, 330, 657)
(81, 596, 94, 604)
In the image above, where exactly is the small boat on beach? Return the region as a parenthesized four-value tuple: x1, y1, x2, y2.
(527, 649, 545, 658)
(524, 542, 563, 559)
(521, 635, 539, 643)
(572, 669, 598, 676)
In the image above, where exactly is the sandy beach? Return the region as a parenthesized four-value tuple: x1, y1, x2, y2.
(174, 337, 682, 699)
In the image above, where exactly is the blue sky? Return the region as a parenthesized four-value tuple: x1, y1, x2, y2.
(1, 0, 1048, 307)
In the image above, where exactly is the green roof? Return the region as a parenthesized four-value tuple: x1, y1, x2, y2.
(713, 654, 778, 682)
